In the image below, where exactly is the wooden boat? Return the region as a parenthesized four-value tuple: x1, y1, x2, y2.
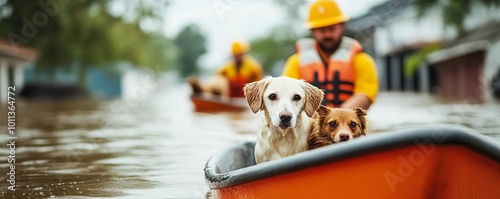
(191, 93, 248, 112)
(204, 126, 500, 199)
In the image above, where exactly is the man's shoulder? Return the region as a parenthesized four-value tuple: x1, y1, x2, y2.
(354, 52, 374, 61)
(286, 53, 299, 64)
(354, 52, 376, 68)
(282, 53, 300, 73)
(282, 53, 301, 78)
(219, 61, 234, 70)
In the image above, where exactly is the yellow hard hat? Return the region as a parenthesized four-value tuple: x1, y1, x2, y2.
(231, 41, 250, 55)
(305, 0, 349, 29)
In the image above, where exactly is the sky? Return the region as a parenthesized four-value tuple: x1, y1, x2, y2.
(163, 0, 389, 70)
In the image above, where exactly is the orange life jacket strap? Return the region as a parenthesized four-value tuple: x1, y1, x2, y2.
(297, 37, 362, 107)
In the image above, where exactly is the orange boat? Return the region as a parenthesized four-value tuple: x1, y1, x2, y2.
(191, 93, 248, 112)
(204, 126, 500, 199)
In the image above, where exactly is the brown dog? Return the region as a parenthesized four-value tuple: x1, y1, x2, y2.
(308, 105, 367, 149)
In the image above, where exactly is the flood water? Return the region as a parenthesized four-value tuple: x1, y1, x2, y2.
(1, 79, 499, 198)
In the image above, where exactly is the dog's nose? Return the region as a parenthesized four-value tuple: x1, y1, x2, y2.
(279, 113, 292, 123)
(339, 133, 350, 141)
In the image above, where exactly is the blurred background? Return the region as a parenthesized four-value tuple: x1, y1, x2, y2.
(0, 0, 499, 198)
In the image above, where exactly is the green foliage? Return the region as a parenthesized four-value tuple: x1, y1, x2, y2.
(173, 24, 207, 77)
(251, 25, 299, 74)
(0, 0, 174, 86)
(415, 0, 500, 34)
(274, 0, 305, 21)
(249, 0, 306, 74)
(404, 43, 441, 77)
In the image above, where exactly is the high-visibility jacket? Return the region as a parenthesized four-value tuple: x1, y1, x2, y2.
(218, 55, 263, 97)
(282, 37, 378, 107)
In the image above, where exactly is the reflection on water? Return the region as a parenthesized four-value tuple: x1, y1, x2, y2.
(0, 82, 499, 198)
(369, 92, 500, 140)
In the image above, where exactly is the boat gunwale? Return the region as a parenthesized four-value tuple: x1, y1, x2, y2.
(190, 93, 247, 104)
(204, 125, 500, 189)
(190, 94, 248, 112)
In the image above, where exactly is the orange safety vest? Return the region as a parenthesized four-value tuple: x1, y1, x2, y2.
(297, 37, 362, 107)
(228, 75, 247, 98)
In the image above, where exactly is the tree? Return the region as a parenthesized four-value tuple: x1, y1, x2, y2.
(173, 24, 207, 77)
(414, 0, 500, 35)
(250, 0, 306, 74)
(0, 0, 173, 88)
(251, 25, 298, 74)
(404, 43, 441, 77)
(406, 0, 500, 77)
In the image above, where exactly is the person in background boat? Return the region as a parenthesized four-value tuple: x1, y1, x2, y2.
(218, 41, 263, 97)
(282, 0, 378, 110)
(188, 41, 263, 98)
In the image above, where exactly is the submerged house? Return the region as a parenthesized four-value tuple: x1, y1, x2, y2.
(0, 40, 154, 101)
(427, 23, 500, 102)
(346, 0, 500, 102)
(0, 39, 37, 103)
(23, 62, 151, 99)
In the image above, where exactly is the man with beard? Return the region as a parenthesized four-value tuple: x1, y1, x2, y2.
(282, 0, 378, 110)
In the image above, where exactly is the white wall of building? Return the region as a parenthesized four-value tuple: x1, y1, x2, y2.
(0, 58, 32, 103)
(0, 60, 7, 103)
(485, 40, 500, 83)
(14, 63, 26, 90)
(374, 7, 444, 56)
(374, 5, 500, 56)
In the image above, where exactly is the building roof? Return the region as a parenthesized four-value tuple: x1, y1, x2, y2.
(0, 38, 37, 61)
(347, 0, 413, 32)
(446, 21, 500, 48)
(427, 41, 488, 65)
(427, 21, 500, 65)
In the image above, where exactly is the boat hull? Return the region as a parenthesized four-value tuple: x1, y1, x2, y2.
(191, 94, 248, 112)
(204, 126, 500, 198)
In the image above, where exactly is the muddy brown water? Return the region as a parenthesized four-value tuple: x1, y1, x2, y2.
(1, 83, 499, 198)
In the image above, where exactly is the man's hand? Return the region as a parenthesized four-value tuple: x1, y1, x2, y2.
(341, 94, 371, 110)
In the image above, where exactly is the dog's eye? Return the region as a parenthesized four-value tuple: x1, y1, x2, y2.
(350, 122, 357, 129)
(328, 121, 337, 128)
(268, 94, 277, 100)
(293, 94, 301, 101)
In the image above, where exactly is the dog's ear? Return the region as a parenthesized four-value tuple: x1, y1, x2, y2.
(303, 83, 324, 117)
(316, 105, 330, 118)
(354, 107, 367, 135)
(243, 78, 270, 113)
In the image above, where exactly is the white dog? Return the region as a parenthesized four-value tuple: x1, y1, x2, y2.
(244, 76, 324, 164)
